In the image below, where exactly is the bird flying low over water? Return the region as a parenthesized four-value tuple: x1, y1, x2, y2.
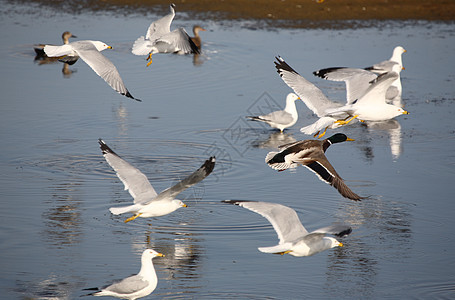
(44, 40, 141, 101)
(131, 3, 200, 66)
(98, 139, 215, 223)
(83, 249, 164, 299)
(246, 93, 301, 132)
(265, 133, 362, 201)
(223, 200, 352, 257)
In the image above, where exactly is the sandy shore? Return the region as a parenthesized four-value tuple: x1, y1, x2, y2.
(17, 0, 455, 28)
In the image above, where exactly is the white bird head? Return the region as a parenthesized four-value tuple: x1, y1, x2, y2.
(286, 93, 300, 103)
(91, 41, 113, 52)
(326, 237, 344, 248)
(143, 249, 165, 259)
(173, 199, 188, 208)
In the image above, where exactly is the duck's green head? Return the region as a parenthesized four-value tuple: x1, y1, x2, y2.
(328, 133, 355, 144)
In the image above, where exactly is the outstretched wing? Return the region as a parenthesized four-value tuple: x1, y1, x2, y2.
(99, 139, 157, 203)
(156, 28, 200, 54)
(274, 56, 339, 117)
(313, 67, 378, 104)
(305, 160, 362, 201)
(223, 200, 308, 244)
(151, 157, 215, 202)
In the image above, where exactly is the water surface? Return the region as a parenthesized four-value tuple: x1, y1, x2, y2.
(1, 3, 455, 299)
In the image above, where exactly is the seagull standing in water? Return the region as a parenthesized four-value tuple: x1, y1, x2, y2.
(246, 93, 301, 132)
(83, 249, 164, 299)
(364, 46, 407, 74)
(98, 139, 215, 223)
(132, 3, 200, 66)
(44, 40, 140, 101)
(223, 200, 352, 257)
(265, 133, 362, 201)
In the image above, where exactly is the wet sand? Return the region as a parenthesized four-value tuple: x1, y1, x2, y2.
(13, 0, 455, 28)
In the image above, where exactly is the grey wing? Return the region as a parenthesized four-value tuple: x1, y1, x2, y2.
(151, 157, 215, 202)
(156, 28, 200, 54)
(312, 224, 352, 237)
(365, 60, 398, 74)
(74, 44, 131, 98)
(103, 275, 149, 294)
(223, 200, 308, 244)
(145, 10, 174, 40)
(261, 110, 294, 125)
(99, 139, 158, 203)
(355, 71, 399, 106)
(274, 56, 338, 117)
(314, 67, 378, 104)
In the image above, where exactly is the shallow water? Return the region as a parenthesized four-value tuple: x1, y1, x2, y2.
(1, 3, 455, 299)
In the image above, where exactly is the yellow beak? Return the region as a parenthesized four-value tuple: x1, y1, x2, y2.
(403, 110, 410, 115)
(346, 137, 355, 141)
(107, 46, 113, 49)
(338, 242, 344, 247)
(156, 252, 165, 257)
(182, 203, 188, 208)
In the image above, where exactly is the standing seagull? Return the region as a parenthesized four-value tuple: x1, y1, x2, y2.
(222, 200, 352, 257)
(44, 40, 140, 101)
(364, 46, 407, 74)
(265, 133, 362, 201)
(131, 4, 200, 66)
(246, 93, 301, 132)
(98, 139, 215, 223)
(83, 249, 164, 299)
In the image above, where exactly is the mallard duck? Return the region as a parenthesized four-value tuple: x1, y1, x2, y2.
(99, 139, 215, 223)
(364, 46, 407, 74)
(223, 200, 352, 256)
(83, 249, 164, 299)
(265, 133, 362, 201)
(246, 93, 301, 132)
(44, 40, 140, 101)
(131, 4, 200, 66)
(190, 25, 206, 50)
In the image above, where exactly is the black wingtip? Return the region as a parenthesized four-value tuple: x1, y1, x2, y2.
(124, 90, 142, 102)
(274, 56, 300, 77)
(98, 139, 117, 155)
(188, 34, 201, 55)
(202, 156, 216, 175)
(335, 227, 352, 237)
(313, 67, 346, 79)
(222, 199, 254, 205)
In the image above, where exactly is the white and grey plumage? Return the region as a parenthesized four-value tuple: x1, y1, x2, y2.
(131, 4, 200, 66)
(246, 93, 301, 132)
(44, 40, 140, 101)
(98, 139, 215, 223)
(34, 31, 78, 58)
(265, 133, 362, 201)
(364, 46, 407, 74)
(314, 65, 404, 105)
(84, 249, 164, 300)
(274, 56, 357, 138)
(324, 64, 409, 122)
(223, 200, 352, 257)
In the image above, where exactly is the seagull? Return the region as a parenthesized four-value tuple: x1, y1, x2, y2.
(190, 25, 206, 51)
(83, 249, 164, 299)
(364, 46, 407, 74)
(323, 64, 409, 122)
(44, 40, 141, 101)
(265, 133, 362, 201)
(313, 65, 404, 105)
(34, 31, 77, 57)
(246, 93, 301, 132)
(131, 3, 200, 66)
(274, 56, 358, 138)
(222, 200, 352, 256)
(98, 139, 215, 223)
